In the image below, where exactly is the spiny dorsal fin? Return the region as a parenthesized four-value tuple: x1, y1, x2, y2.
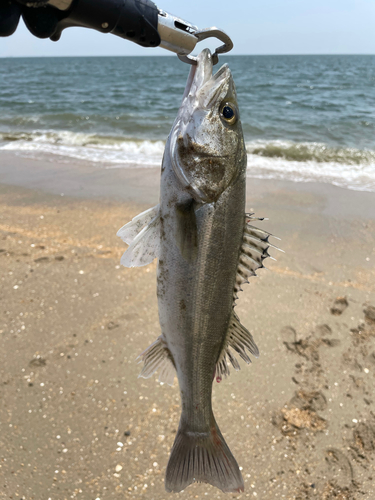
(137, 336, 175, 386)
(233, 214, 282, 300)
(117, 205, 160, 268)
(215, 311, 259, 380)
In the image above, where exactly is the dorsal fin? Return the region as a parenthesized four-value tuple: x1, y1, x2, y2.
(233, 214, 282, 301)
(218, 214, 281, 379)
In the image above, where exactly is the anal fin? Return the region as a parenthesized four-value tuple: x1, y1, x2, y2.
(137, 336, 175, 386)
(216, 311, 259, 380)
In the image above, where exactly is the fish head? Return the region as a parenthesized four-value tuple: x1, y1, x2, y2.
(170, 49, 246, 203)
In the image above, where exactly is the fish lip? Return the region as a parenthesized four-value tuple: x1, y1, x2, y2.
(182, 49, 231, 107)
(186, 48, 214, 98)
(200, 63, 231, 108)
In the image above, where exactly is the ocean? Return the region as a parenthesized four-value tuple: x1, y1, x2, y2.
(0, 55, 374, 192)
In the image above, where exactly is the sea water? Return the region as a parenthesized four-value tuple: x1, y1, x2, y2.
(0, 55, 374, 191)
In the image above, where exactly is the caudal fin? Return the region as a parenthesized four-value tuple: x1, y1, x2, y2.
(165, 419, 244, 493)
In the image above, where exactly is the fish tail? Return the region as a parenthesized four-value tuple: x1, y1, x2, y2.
(165, 416, 244, 493)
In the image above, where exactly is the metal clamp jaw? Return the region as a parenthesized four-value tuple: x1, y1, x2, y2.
(157, 10, 233, 65)
(178, 28, 233, 66)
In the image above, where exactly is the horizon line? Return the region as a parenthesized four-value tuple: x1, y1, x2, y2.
(1, 53, 375, 59)
(0, 52, 375, 59)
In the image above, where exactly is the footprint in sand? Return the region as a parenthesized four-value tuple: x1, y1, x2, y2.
(290, 389, 327, 412)
(324, 448, 353, 489)
(353, 422, 375, 453)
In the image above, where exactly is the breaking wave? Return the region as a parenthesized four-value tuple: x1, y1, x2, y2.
(0, 130, 165, 167)
(246, 140, 375, 192)
(246, 140, 375, 166)
(1, 131, 374, 192)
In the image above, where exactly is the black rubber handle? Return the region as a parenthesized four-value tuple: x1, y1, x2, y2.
(0, 0, 22, 36)
(0, 0, 161, 48)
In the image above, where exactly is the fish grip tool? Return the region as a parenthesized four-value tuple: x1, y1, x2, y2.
(0, 0, 234, 64)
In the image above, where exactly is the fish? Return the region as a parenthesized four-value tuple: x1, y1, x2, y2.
(117, 48, 279, 493)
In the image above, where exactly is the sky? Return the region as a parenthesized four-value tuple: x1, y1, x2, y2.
(0, 0, 374, 57)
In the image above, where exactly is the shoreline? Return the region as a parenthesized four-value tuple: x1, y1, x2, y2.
(1, 151, 375, 220)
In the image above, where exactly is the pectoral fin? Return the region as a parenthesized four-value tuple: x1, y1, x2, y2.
(117, 205, 159, 245)
(117, 205, 160, 267)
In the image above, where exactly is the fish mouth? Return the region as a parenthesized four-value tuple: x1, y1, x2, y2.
(183, 49, 231, 106)
(170, 49, 232, 201)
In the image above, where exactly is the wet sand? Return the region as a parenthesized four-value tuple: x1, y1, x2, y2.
(0, 151, 375, 500)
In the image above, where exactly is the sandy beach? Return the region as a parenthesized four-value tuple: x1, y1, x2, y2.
(0, 150, 375, 500)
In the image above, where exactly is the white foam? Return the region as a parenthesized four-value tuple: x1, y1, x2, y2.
(246, 153, 375, 192)
(0, 131, 165, 168)
(1, 132, 374, 192)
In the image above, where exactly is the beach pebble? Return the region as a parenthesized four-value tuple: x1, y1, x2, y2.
(316, 324, 332, 336)
(330, 297, 348, 316)
(107, 321, 119, 330)
(34, 256, 49, 263)
(29, 357, 46, 368)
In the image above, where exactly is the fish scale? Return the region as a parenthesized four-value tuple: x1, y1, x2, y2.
(158, 172, 245, 432)
(117, 48, 279, 493)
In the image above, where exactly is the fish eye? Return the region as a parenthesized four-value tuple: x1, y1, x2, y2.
(220, 103, 238, 125)
(223, 106, 234, 119)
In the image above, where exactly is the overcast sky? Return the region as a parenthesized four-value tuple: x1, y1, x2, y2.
(1, 0, 374, 57)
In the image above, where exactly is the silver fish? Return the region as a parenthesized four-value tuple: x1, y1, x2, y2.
(117, 49, 278, 493)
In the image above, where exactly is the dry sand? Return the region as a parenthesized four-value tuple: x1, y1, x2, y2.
(0, 151, 375, 500)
